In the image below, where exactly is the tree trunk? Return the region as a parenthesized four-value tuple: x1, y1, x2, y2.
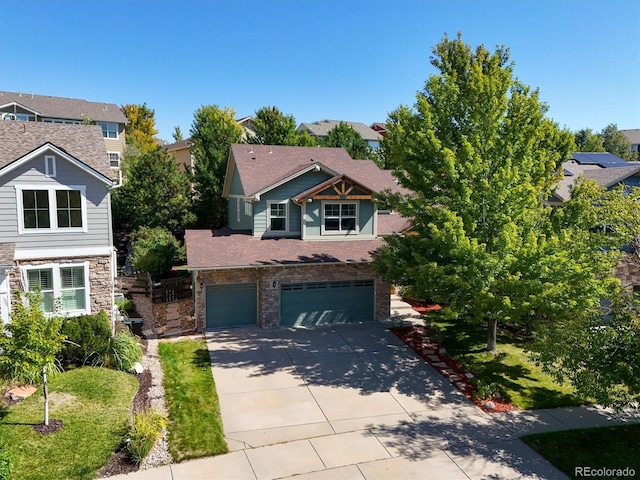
(486, 318, 498, 354)
(42, 366, 49, 426)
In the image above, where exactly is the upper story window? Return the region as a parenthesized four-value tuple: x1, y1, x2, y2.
(42, 118, 81, 125)
(45, 155, 56, 177)
(268, 201, 288, 232)
(98, 122, 118, 139)
(323, 202, 357, 233)
(17, 185, 87, 233)
(108, 152, 120, 168)
(26, 264, 89, 315)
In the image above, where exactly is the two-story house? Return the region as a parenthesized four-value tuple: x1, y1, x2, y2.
(0, 91, 127, 184)
(0, 122, 115, 325)
(185, 144, 409, 330)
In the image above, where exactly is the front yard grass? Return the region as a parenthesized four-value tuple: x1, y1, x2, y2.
(158, 338, 228, 462)
(0, 367, 138, 480)
(426, 311, 586, 409)
(522, 424, 640, 479)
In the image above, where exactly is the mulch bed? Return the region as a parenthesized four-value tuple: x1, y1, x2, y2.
(33, 419, 64, 435)
(390, 323, 518, 413)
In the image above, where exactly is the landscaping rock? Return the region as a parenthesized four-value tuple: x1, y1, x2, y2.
(483, 401, 496, 410)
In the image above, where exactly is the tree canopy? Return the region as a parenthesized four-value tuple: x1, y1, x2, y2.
(374, 34, 617, 353)
(111, 147, 195, 234)
(190, 105, 243, 228)
(121, 103, 159, 155)
(321, 121, 372, 160)
(247, 106, 300, 145)
(602, 123, 635, 161)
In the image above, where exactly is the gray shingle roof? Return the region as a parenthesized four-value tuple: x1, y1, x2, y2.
(0, 91, 127, 124)
(583, 165, 640, 188)
(298, 120, 383, 142)
(621, 129, 640, 144)
(0, 122, 111, 179)
(228, 144, 406, 198)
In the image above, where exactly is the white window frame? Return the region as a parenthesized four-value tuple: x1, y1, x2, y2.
(23, 262, 91, 316)
(15, 184, 88, 234)
(42, 118, 81, 125)
(267, 200, 289, 233)
(108, 152, 121, 169)
(97, 122, 118, 139)
(45, 155, 56, 178)
(244, 199, 253, 217)
(321, 201, 359, 235)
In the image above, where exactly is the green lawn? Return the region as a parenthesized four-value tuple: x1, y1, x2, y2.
(522, 424, 640, 479)
(426, 311, 586, 409)
(0, 367, 138, 480)
(158, 339, 228, 462)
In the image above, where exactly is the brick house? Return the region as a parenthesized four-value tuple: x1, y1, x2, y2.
(185, 144, 409, 330)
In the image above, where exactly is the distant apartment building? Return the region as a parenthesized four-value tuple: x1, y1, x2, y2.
(0, 91, 128, 184)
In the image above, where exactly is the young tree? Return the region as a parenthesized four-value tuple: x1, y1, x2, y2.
(373, 34, 609, 353)
(111, 147, 195, 234)
(247, 106, 300, 146)
(190, 105, 243, 228)
(0, 293, 65, 426)
(172, 126, 184, 143)
(121, 103, 159, 155)
(601, 123, 635, 161)
(131, 226, 186, 278)
(321, 122, 372, 160)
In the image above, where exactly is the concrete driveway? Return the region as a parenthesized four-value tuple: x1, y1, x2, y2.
(199, 322, 568, 480)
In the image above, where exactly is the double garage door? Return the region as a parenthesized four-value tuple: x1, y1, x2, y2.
(206, 280, 375, 329)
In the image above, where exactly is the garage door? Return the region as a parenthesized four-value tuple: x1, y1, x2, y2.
(281, 280, 374, 327)
(206, 283, 257, 329)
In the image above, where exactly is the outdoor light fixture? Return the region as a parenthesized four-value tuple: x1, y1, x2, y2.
(272, 281, 277, 289)
(199, 282, 204, 290)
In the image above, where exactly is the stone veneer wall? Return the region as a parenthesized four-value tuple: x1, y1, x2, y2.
(131, 294, 195, 338)
(615, 257, 640, 289)
(8, 254, 113, 320)
(194, 263, 391, 330)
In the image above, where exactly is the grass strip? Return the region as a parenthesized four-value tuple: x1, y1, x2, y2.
(522, 424, 640, 479)
(426, 311, 586, 409)
(0, 367, 138, 480)
(159, 339, 228, 462)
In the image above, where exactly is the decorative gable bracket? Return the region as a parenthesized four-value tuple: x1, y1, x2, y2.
(293, 174, 373, 203)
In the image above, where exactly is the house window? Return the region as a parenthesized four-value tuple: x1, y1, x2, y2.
(244, 199, 253, 216)
(268, 202, 288, 232)
(17, 185, 87, 233)
(26, 264, 88, 314)
(98, 122, 118, 139)
(22, 190, 51, 229)
(324, 202, 357, 233)
(45, 155, 56, 177)
(42, 118, 81, 125)
(108, 152, 120, 168)
(56, 190, 83, 228)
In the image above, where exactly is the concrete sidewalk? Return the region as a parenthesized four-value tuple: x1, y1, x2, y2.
(108, 322, 640, 480)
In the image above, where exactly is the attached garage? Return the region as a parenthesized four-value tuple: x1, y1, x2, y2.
(281, 279, 374, 327)
(206, 283, 257, 329)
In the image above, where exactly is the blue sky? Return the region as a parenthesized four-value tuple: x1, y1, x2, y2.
(1, 0, 638, 141)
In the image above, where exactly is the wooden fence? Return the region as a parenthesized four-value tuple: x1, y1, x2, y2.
(116, 274, 192, 304)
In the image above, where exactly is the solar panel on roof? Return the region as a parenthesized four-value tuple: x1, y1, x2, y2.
(571, 152, 629, 168)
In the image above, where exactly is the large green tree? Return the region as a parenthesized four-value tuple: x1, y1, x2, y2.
(121, 103, 159, 155)
(602, 123, 635, 161)
(373, 34, 616, 352)
(321, 122, 372, 160)
(247, 106, 299, 145)
(190, 105, 243, 228)
(111, 147, 195, 234)
(574, 128, 605, 152)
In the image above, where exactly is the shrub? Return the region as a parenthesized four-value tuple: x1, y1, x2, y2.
(126, 409, 168, 465)
(130, 226, 185, 278)
(102, 326, 143, 372)
(115, 298, 134, 313)
(0, 445, 12, 480)
(59, 311, 111, 367)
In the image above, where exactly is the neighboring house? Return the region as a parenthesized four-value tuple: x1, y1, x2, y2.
(185, 144, 410, 330)
(0, 90, 127, 184)
(620, 129, 640, 157)
(370, 122, 388, 136)
(0, 122, 115, 325)
(297, 120, 384, 149)
(548, 152, 640, 205)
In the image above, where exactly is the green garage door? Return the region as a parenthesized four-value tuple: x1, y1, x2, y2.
(206, 283, 257, 329)
(281, 280, 374, 327)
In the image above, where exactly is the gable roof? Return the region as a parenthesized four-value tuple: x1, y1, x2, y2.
(225, 144, 405, 199)
(0, 122, 111, 181)
(0, 91, 127, 124)
(297, 120, 383, 142)
(582, 165, 640, 189)
(621, 129, 640, 145)
(553, 159, 640, 201)
(292, 174, 373, 202)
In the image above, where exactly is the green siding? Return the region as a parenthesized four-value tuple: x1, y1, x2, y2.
(229, 168, 245, 196)
(281, 280, 374, 326)
(228, 197, 253, 230)
(205, 283, 257, 328)
(304, 200, 375, 237)
(359, 201, 375, 235)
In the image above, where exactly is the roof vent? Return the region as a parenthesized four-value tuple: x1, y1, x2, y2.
(251, 157, 256, 161)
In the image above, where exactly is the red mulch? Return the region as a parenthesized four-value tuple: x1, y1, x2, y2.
(390, 324, 518, 413)
(403, 298, 442, 315)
